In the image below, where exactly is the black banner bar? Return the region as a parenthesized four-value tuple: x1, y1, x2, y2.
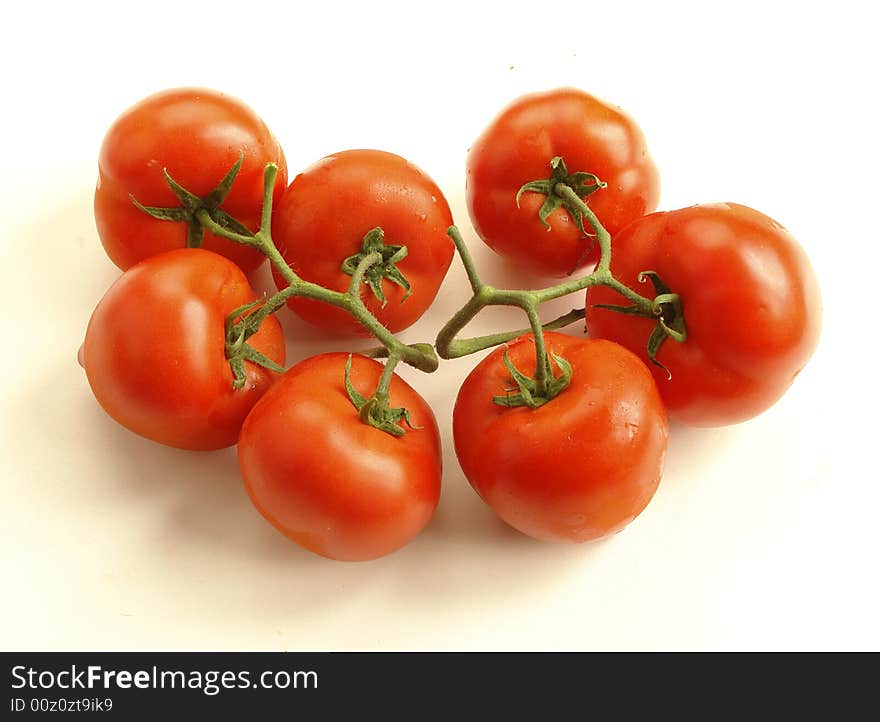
(3, 652, 873, 717)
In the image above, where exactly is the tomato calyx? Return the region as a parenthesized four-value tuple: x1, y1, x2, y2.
(130, 153, 253, 249)
(340, 227, 412, 306)
(592, 270, 687, 378)
(343, 354, 418, 437)
(493, 348, 573, 408)
(516, 156, 606, 235)
(224, 299, 285, 389)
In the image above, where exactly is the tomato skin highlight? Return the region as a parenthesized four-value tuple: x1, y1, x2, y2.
(453, 333, 668, 543)
(466, 88, 660, 277)
(271, 149, 455, 335)
(238, 353, 442, 561)
(83, 249, 285, 450)
(585, 203, 822, 426)
(94, 87, 288, 273)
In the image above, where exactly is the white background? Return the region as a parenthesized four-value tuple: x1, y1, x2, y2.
(2, 1, 877, 650)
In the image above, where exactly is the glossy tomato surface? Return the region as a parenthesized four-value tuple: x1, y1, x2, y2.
(467, 88, 660, 276)
(95, 87, 287, 273)
(238, 353, 442, 561)
(83, 249, 285, 450)
(585, 203, 822, 426)
(271, 149, 454, 335)
(453, 333, 668, 542)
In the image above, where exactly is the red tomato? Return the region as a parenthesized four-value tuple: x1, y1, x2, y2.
(271, 149, 454, 335)
(467, 88, 661, 277)
(585, 203, 822, 426)
(453, 333, 668, 542)
(238, 353, 442, 561)
(83, 249, 285, 450)
(95, 87, 287, 273)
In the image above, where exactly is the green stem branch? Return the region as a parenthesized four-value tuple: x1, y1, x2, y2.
(435, 155, 691, 405)
(193, 163, 438, 374)
(435, 190, 661, 404)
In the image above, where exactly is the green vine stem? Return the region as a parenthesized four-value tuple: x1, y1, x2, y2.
(134, 160, 438, 435)
(435, 158, 689, 405)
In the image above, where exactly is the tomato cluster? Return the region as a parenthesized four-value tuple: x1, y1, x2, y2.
(81, 86, 821, 561)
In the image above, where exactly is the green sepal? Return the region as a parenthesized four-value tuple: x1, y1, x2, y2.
(343, 354, 369, 409)
(343, 355, 418, 437)
(341, 228, 412, 307)
(646, 325, 673, 380)
(224, 297, 285, 390)
(227, 339, 285, 390)
(515, 179, 552, 206)
(224, 299, 263, 347)
(638, 270, 672, 296)
(636, 269, 688, 378)
(240, 345, 285, 374)
(163, 168, 203, 210)
(658, 313, 687, 343)
(203, 154, 243, 208)
(495, 349, 539, 407)
(492, 350, 573, 409)
(228, 356, 247, 389)
(209, 208, 254, 238)
(129, 152, 255, 249)
(515, 156, 606, 235)
(128, 198, 189, 223)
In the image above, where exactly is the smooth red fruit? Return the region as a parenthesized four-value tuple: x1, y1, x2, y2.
(585, 203, 822, 426)
(238, 353, 442, 561)
(95, 87, 287, 273)
(467, 88, 660, 276)
(83, 249, 285, 450)
(453, 333, 668, 542)
(271, 149, 454, 335)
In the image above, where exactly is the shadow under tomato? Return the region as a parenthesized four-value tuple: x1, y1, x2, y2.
(10, 357, 295, 557)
